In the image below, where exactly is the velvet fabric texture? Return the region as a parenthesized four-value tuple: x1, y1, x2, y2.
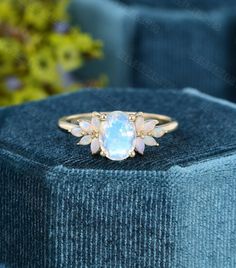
(0, 88, 236, 267)
(120, 0, 236, 10)
(69, 0, 236, 101)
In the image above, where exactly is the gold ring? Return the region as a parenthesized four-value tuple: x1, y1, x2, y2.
(58, 111, 178, 161)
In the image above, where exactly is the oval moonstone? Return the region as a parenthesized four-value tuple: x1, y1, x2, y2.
(99, 111, 136, 161)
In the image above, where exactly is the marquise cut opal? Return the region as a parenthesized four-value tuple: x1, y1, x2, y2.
(99, 111, 136, 161)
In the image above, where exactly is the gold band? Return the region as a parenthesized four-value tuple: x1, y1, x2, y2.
(58, 112, 178, 133)
(58, 111, 178, 160)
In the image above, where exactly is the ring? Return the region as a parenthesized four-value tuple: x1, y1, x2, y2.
(58, 111, 178, 161)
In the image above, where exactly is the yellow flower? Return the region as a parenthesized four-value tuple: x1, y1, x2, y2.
(72, 31, 103, 58)
(73, 32, 94, 52)
(24, 1, 51, 30)
(0, 38, 21, 60)
(29, 49, 58, 84)
(56, 42, 83, 71)
(0, 0, 105, 106)
(0, 55, 13, 76)
(0, 87, 11, 106)
(11, 87, 48, 105)
(53, 0, 70, 21)
(0, 38, 21, 75)
(25, 34, 43, 53)
(88, 40, 104, 58)
(0, 97, 11, 107)
(49, 32, 65, 46)
(0, 0, 19, 25)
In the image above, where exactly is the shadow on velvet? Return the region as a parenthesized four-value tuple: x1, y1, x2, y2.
(0, 153, 51, 267)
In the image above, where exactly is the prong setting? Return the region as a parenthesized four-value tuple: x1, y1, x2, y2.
(129, 114, 136, 122)
(100, 150, 106, 157)
(67, 111, 170, 160)
(100, 113, 107, 121)
(92, 111, 100, 117)
(129, 151, 136, 158)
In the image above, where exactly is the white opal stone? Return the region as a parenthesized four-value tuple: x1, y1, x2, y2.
(79, 135, 92, 145)
(152, 127, 165, 138)
(143, 120, 158, 132)
(90, 138, 100, 154)
(135, 137, 145, 155)
(99, 111, 136, 161)
(71, 127, 83, 137)
(144, 136, 157, 146)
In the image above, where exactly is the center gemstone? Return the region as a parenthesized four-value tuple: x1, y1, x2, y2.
(99, 111, 136, 161)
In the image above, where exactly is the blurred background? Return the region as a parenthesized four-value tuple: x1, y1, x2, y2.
(0, 0, 236, 106)
(0, 0, 106, 106)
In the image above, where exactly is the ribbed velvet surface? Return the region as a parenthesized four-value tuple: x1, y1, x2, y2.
(69, 0, 137, 88)
(0, 88, 236, 267)
(1, 153, 236, 267)
(0, 156, 49, 267)
(132, 7, 236, 101)
(0, 88, 236, 171)
(120, 0, 236, 10)
(70, 0, 236, 101)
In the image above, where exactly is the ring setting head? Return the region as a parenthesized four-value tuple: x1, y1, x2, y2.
(70, 111, 166, 161)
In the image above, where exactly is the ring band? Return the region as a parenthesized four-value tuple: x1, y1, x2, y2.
(58, 111, 178, 161)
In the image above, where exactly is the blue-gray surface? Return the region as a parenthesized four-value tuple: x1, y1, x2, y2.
(0, 88, 236, 267)
(69, 0, 236, 101)
(120, 0, 236, 9)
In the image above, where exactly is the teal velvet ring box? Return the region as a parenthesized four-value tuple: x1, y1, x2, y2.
(0, 88, 236, 267)
(70, 0, 236, 101)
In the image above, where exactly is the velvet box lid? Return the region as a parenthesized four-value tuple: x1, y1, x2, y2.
(0, 88, 235, 170)
(0, 88, 236, 267)
(70, 0, 236, 101)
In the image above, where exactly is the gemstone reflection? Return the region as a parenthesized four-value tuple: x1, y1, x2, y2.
(99, 111, 136, 161)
